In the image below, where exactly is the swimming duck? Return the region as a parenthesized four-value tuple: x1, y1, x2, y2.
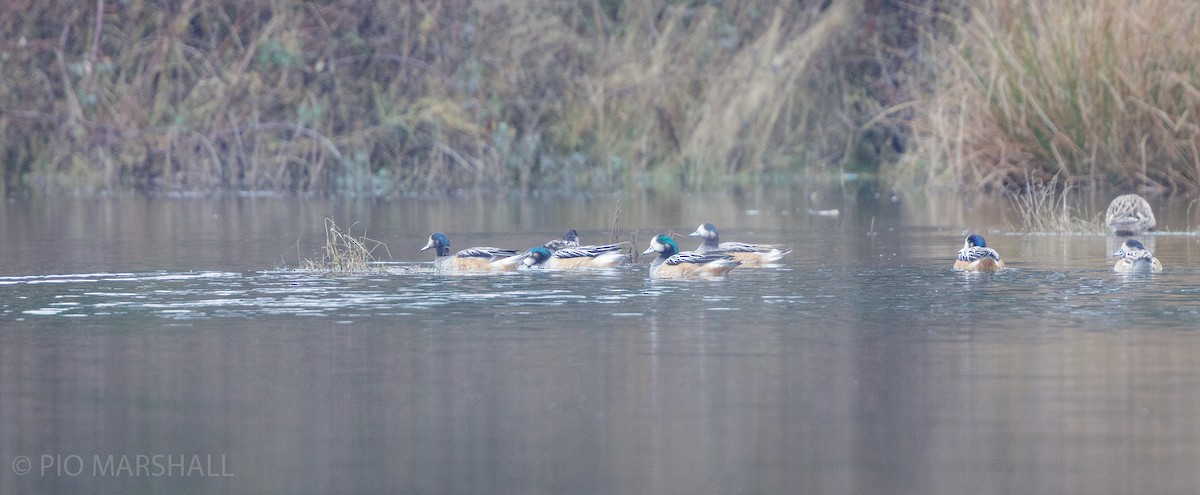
(542, 229, 581, 252)
(523, 242, 631, 270)
(954, 234, 1006, 272)
(1105, 194, 1156, 235)
(420, 232, 526, 273)
(641, 234, 740, 279)
(687, 223, 791, 266)
(1112, 238, 1163, 273)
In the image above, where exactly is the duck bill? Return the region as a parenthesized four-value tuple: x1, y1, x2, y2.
(641, 245, 657, 255)
(420, 239, 434, 251)
(688, 229, 701, 237)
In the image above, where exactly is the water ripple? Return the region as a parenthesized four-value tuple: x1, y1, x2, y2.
(3, 263, 1200, 330)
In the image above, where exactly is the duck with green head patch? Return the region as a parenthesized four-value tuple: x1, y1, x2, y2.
(954, 234, 1005, 272)
(1113, 238, 1163, 273)
(641, 234, 740, 279)
(688, 223, 791, 266)
(421, 232, 526, 273)
(524, 241, 631, 270)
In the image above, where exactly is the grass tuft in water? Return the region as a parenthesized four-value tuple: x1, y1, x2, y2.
(1004, 174, 1103, 234)
(302, 219, 390, 275)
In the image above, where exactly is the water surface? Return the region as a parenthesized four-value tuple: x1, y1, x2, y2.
(3, 191, 1200, 494)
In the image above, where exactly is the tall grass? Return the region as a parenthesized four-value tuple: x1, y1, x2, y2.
(1005, 174, 1103, 233)
(301, 219, 389, 274)
(901, 0, 1200, 192)
(0, 0, 940, 195)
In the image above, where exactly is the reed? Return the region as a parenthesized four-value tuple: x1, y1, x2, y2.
(0, 0, 935, 195)
(1005, 174, 1103, 233)
(302, 218, 389, 274)
(901, 0, 1200, 192)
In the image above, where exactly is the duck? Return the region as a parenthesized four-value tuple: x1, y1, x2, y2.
(420, 232, 526, 273)
(687, 223, 791, 266)
(1112, 238, 1163, 273)
(953, 234, 1006, 272)
(523, 241, 631, 270)
(641, 234, 740, 279)
(542, 229, 580, 252)
(1105, 194, 1156, 235)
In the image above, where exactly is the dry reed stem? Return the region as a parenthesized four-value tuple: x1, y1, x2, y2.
(301, 218, 390, 274)
(1004, 173, 1103, 233)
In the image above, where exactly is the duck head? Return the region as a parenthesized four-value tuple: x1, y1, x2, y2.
(688, 223, 719, 241)
(421, 233, 451, 257)
(964, 233, 988, 249)
(1114, 239, 1147, 257)
(641, 234, 680, 258)
(523, 246, 553, 267)
(543, 229, 580, 251)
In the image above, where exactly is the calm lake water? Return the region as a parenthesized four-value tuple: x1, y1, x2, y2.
(3, 186, 1200, 494)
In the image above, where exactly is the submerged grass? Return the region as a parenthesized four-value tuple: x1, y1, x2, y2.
(301, 219, 390, 274)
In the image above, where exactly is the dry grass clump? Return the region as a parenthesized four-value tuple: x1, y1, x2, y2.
(0, 0, 939, 194)
(301, 219, 389, 274)
(1004, 174, 1103, 233)
(900, 0, 1200, 192)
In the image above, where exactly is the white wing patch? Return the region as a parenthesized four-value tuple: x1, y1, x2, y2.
(554, 242, 627, 259)
(957, 246, 1001, 263)
(456, 247, 519, 260)
(666, 251, 735, 266)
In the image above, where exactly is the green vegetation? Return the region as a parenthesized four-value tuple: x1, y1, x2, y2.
(2, 0, 1197, 195)
(903, 0, 1200, 192)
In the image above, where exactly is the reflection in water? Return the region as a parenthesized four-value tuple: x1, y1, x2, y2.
(2, 193, 1200, 493)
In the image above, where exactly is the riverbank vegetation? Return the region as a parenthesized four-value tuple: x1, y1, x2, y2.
(1, 0, 1198, 196)
(903, 0, 1200, 193)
